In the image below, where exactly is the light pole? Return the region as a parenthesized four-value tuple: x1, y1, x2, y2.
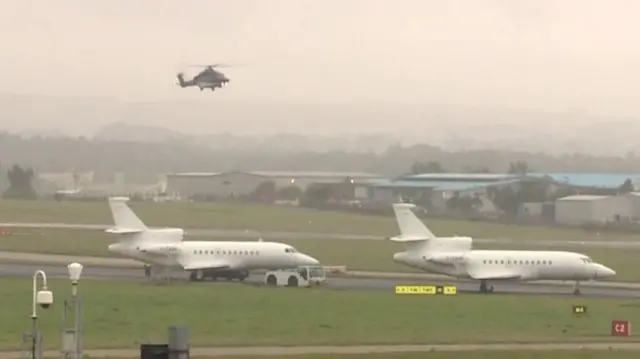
(31, 270, 53, 359)
(61, 262, 83, 359)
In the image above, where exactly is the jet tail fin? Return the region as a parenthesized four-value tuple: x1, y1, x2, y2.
(107, 197, 147, 234)
(391, 203, 437, 241)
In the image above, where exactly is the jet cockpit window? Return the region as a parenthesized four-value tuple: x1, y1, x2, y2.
(580, 257, 593, 263)
(284, 247, 298, 253)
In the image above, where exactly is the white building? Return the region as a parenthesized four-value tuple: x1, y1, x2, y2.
(555, 195, 632, 225)
(623, 193, 640, 221)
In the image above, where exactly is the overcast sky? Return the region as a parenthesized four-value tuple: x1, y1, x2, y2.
(2, 0, 640, 134)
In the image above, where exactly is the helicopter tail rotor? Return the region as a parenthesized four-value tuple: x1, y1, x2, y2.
(176, 73, 187, 87)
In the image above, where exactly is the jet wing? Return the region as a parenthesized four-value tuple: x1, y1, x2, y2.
(467, 268, 522, 281)
(177, 256, 232, 271)
(181, 262, 231, 272)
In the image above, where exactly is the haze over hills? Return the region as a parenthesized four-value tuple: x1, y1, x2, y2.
(2, 93, 640, 156)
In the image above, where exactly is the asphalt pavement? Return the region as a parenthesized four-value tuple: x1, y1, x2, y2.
(3, 262, 640, 299)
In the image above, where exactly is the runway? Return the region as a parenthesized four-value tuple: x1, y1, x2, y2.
(3, 262, 640, 299)
(3, 221, 640, 249)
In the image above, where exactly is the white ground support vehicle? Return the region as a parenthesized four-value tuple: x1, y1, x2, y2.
(264, 266, 326, 287)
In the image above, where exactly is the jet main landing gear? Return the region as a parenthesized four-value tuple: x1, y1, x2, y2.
(573, 281, 582, 295)
(479, 280, 494, 293)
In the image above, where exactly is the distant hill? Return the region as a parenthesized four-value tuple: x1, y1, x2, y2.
(94, 122, 186, 142)
(2, 93, 640, 156)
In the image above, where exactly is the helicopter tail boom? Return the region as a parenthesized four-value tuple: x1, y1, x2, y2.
(176, 73, 194, 88)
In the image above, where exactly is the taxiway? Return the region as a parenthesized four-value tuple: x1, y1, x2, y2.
(2, 262, 640, 299)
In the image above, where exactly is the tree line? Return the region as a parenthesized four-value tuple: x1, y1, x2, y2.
(2, 133, 640, 180)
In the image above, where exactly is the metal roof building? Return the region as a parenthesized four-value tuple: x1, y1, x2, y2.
(526, 173, 640, 189)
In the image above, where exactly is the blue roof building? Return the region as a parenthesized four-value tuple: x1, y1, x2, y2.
(525, 173, 640, 189)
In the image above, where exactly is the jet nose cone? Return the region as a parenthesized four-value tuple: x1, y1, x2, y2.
(601, 266, 616, 278)
(299, 254, 320, 265)
(594, 263, 616, 278)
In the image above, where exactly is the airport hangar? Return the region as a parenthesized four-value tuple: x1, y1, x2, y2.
(165, 171, 640, 225)
(164, 171, 386, 199)
(350, 172, 640, 225)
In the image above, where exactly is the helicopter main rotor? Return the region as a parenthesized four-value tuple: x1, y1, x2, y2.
(187, 63, 233, 69)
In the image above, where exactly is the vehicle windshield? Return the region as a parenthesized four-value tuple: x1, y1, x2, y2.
(307, 266, 325, 278)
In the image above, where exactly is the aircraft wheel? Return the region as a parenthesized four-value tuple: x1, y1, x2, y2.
(287, 276, 299, 287)
(479, 281, 488, 293)
(195, 270, 205, 281)
(266, 275, 277, 286)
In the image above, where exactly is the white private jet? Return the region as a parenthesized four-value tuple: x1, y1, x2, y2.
(390, 203, 616, 295)
(105, 197, 320, 282)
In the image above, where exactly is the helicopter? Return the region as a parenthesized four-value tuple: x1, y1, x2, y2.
(176, 64, 231, 92)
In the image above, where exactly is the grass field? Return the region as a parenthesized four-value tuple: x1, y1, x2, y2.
(2, 278, 639, 349)
(1, 199, 638, 242)
(1, 227, 639, 281)
(192, 352, 640, 359)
